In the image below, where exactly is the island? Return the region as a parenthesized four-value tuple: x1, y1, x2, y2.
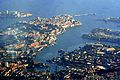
(82, 28, 120, 44)
(97, 17, 120, 23)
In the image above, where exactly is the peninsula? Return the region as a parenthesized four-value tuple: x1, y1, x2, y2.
(0, 14, 81, 79)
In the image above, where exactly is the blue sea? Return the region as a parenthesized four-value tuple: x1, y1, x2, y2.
(0, 0, 120, 64)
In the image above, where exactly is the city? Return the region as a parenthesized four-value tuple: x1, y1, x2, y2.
(0, 0, 120, 80)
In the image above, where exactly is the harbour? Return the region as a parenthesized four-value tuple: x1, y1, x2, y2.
(0, 0, 120, 79)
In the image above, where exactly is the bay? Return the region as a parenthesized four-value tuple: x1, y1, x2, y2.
(0, 0, 120, 63)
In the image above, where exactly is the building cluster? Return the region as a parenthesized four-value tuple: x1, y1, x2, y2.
(48, 43, 120, 80)
(0, 10, 32, 18)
